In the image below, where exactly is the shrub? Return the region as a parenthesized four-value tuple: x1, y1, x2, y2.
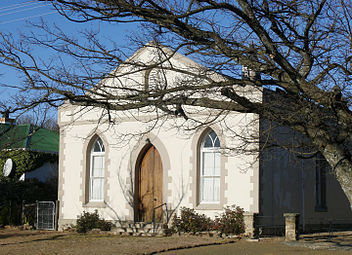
(98, 218, 114, 231)
(0, 206, 10, 226)
(171, 207, 214, 234)
(171, 206, 245, 236)
(0, 150, 58, 179)
(214, 206, 245, 235)
(76, 210, 113, 233)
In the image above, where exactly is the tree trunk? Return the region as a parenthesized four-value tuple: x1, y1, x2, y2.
(321, 144, 352, 210)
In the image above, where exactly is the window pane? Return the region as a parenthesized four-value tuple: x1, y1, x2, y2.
(90, 137, 105, 202)
(100, 142, 105, 152)
(91, 178, 103, 200)
(213, 178, 220, 202)
(203, 130, 220, 148)
(92, 156, 104, 177)
(214, 152, 221, 176)
(203, 135, 213, 147)
(209, 130, 217, 142)
(201, 177, 214, 202)
(93, 138, 105, 152)
(199, 129, 221, 204)
(202, 152, 214, 176)
(93, 141, 101, 152)
(214, 137, 220, 147)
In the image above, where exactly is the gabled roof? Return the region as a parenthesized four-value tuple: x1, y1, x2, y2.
(0, 124, 59, 153)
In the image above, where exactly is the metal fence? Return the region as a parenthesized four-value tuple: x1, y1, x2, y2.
(36, 201, 56, 230)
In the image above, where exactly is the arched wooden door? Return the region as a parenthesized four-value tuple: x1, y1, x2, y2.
(136, 145, 163, 222)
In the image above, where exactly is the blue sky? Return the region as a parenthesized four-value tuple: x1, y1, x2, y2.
(1, 1, 63, 99)
(0, 0, 139, 119)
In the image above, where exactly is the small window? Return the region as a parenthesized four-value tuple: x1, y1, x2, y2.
(315, 153, 327, 211)
(145, 68, 167, 91)
(199, 130, 221, 203)
(89, 137, 105, 201)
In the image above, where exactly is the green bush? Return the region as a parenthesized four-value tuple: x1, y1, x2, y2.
(98, 219, 114, 231)
(0, 206, 10, 226)
(171, 206, 245, 235)
(76, 210, 113, 233)
(0, 150, 58, 179)
(171, 207, 214, 234)
(214, 206, 245, 235)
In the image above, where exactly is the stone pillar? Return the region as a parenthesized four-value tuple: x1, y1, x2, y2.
(243, 212, 258, 238)
(284, 213, 300, 241)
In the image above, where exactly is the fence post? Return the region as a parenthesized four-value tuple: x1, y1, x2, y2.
(21, 200, 25, 225)
(55, 200, 59, 231)
(243, 212, 258, 238)
(9, 200, 12, 225)
(35, 200, 38, 229)
(284, 213, 300, 241)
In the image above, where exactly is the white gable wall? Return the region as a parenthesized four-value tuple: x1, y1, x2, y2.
(57, 44, 260, 228)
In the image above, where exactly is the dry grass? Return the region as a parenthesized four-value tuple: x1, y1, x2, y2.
(1, 228, 352, 255)
(0, 228, 231, 255)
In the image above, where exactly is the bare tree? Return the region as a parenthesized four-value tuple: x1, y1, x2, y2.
(1, 0, 352, 208)
(16, 106, 59, 132)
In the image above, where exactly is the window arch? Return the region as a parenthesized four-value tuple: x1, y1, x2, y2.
(144, 68, 167, 92)
(89, 137, 105, 202)
(199, 129, 221, 203)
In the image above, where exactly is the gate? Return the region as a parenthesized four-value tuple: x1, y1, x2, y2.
(36, 201, 55, 230)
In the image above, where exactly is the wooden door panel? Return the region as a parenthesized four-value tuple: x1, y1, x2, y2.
(153, 148, 163, 222)
(139, 147, 153, 222)
(138, 146, 163, 222)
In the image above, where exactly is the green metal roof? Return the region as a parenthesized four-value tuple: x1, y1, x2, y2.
(0, 124, 59, 153)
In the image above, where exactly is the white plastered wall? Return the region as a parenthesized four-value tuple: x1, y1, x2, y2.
(58, 110, 259, 225)
(57, 44, 261, 228)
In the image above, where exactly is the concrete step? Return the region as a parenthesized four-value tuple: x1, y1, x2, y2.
(111, 222, 165, 236)
(115, 222, 164, 229)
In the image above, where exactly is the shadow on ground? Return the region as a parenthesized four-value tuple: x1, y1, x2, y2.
(287, 231, 352, 251)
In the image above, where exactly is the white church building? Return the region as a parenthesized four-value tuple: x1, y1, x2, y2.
(57, 43, 352, 233)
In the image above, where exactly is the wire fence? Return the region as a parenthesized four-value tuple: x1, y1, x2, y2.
(36, 201, 55, 230)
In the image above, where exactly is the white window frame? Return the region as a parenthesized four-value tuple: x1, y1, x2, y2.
(199, 130, 221, 204)
(89, 138, 105, 202)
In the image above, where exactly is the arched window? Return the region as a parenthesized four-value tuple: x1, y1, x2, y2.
(145, 68, 167, 92)
(199, 129, 221, 203)
(89, 137, 105, 201)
